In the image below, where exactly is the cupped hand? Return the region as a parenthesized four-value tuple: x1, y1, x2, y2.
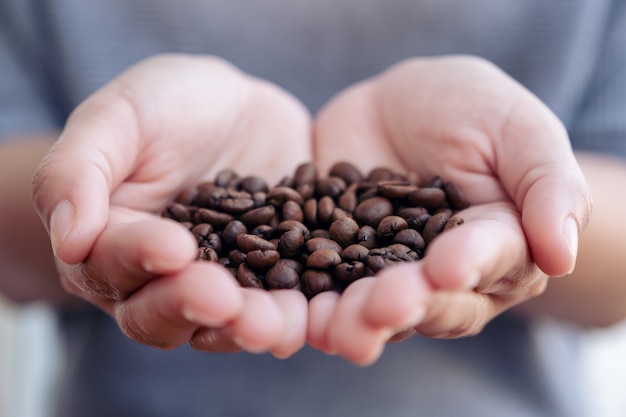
(32, 54, 312, 358)
(309, 55, 592, 365)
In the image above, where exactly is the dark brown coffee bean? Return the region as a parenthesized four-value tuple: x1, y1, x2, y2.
(316, 176, 346, 198)
(443, 215, 465, 231)
(238, 176, 268, 194)
(354, 196, 394, 228)
(303, 198, 318, 228)
(282, 200, 304, 222)
(191, 223, 213, 246)
(296, 183, 315, 200)
(174, 188, 197, 205)
(266, 186, 304, 206)
(357, 225, 378, 249)
(162, 203, 191, 223)
(387, 243, 420, 261)
(194, 208, 234, 228)
(236, 233, 276, 252)
(276, 220, 310, 239)
(393, 228, 425, 250)
(218, 191, 255, 214)
(422, 211, 451, 244)
(203, 233, 222, 252)
(317, 196, 336, 225)
(246, 249, 280, 270)
(334, 261, 368, 284)
(377, 184, 417, 199)
(221, 220, 248, 246)
(250, 224, 274, 240)
(444, 182, 470, 210)
(215, 169, 239, 188)
(236, 263, 265, 289)
(407, 188, 447, 211)
(377, 215, 409, 238)
(358, 187, 380, 202)
(240, 205, 276, 227)
(278, 227, 305, 258)
(368, 167, 395, 183)
(252, 191, 267, 208)
(366, 244, 418, 272)
(265, 261, 300, 289)
(198, 247, 219, 262)
(329, 161, 363, 185)
(310, 229, 330, 239)
(328, 217, 360, 247)
(424, 175, 444, 189)
(338, 183, 358, 213)
(307, 248, 342, 269)
(397, 207, 430, 231)
(341, 244, 369, 262)
(228, 249, 247, 268)
(330, 208, 352, 223)
(294, 162, 318, 185)
(301, 269, 334, 297)
(193, 184, 224, 209)
(305, 237, 343, 254)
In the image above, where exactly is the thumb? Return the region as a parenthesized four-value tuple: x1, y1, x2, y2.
(498, 95, 592, 277)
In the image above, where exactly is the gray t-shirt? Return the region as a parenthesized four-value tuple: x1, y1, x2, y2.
(1, 1, 625, 416)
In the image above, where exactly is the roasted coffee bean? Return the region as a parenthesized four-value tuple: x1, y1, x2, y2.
(357, 187, 380, 202)
(310, 229, 330, 239)
(424, 175, 444, 189)
(174, 188, 197, 205)
(422, 211, 451, 244)
(282, 200, 304, 222)
(330, 207, 352, 222)
(236, 263, 265, 289)
(407, 188, 447, 211)
(307, 248, 342, 269)
(305, 237, 343, 254)
(246, 249, 280, 270)
(191, 223, 213, 246)
(250, 225, 274, 240)
(366, 244, 418, 272)
(215, 169, 239, 188)
(277, 220, 310, 239)
(328, 217, 360, 247)
(338, 183, 358, 213)
(316, 176, 347, 198)
(294, 162, 318, 185)
(240, 205, 276, 227)
(198, 247, 218, 262)
(397, 207, 430, 231)
(236, 233, 276, 252)
(334, 261, 368, 284)
(296, 183, 315, 200)
(376, 215, 409, 238)
(303, 198, 318, 227)
(444, 215, 465, 231)
(329, 161, 363, 185)
(354, 197, 394, 228)
(228, 249, 247, 268)
(163, 203, 191, 223)
(301, 270, 334, 297)
(341, 244, 369, 262)
(222, 220, 248, 246)
(265, 261, 300, 289)
(393, 228, 425, 251)
(317, 196, 336, 225)
(251, 191, 267, 208)
(194, 208, 234, 228)
(278, 227, 305, 258)
(444, 182, 470, 210)
(218, 191, 255, 214)
(266, 186, 303, 206)
(357, 225, 378, 249)
(238, 176, 268, 194)
(377, 183, 417, 199)
(368, 167, 396, 183)
(203, 233, 222, 252)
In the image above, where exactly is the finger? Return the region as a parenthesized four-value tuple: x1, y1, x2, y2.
(422, 203, 533, 292)
(326, 278, 394, 366)
(496, 94, 592, 276)
(307, 290, 341, 354)
(268, 290, 308, 359)
(76, 214, 197, 300)
(114, 262, 243, 349)
(229, 288, 286, 354)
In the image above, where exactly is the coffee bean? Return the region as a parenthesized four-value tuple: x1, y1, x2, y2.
(238, 176, 268, 194)
(222, 220, 248, 246)
(378, 183, 417, 199)
(215, 169, 239, 188)
(310, 229, 330, 239)
(338, 183, 358, 213)
(246, 249, 280, 270)
(198, 247, 218, 262)
(393, 228, 425, 251)
(278, 227, 305, 258)
(407, 188, 447, 211)
(218, 191, 255, 214)
(328, 217, 360, 247)
(277, 220, 310, 240)
(266, 186, 303, 206)
(354, 196, 394, 228)
(228, 249, 247, 268)
(303, 198, 318, 227)
(368, 167, 396, 183)
(265, 261, 300, 289)
(301, 269, 334, 297)
(357, 225, 378, 249)
(444, 182, 470, 210)
(397, 207, 430, 231)
(341, 244, 369, 262)
(376, 215, 409, 238)
(444, 215, 465, 231)
(236, 233, 276, 252)
(250, 224, 274, 240)
(294, 162, 318, 186)
(282, 200, 304, 222)
(305, 237, 343, 254)
(424, 175, 444, 189)
(422, 211, 451, 244)
(163, 203, 191, 223)
(317, 196, 336, 225)
(194, 208, 234, 228)
(236, 263, 265, 289)
(191, 223, 213, 246)
(329, 161, 363, 185)
(334, 261, 368, 284)
(316, 176, 347, 198)
(240, 205, 276, 227)
(296, 183, 315, 200)
(307, 248, 342, 269)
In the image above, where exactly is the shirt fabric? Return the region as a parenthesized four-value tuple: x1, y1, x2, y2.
(1, 1, 625, 416)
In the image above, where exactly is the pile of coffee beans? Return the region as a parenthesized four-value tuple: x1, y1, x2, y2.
(161, 162, 469, 298)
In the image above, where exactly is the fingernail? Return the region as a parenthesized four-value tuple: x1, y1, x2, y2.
(50, 200, 74, 256)
(563, 216, 579, 274)
(182, 307, 224, 328)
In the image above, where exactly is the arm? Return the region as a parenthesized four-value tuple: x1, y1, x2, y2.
(0, 135, 78, 305)
(518, 151, 626, 328)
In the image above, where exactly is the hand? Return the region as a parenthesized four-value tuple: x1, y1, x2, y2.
(32, 54, 312, 358)
(308, 55, 592, 365)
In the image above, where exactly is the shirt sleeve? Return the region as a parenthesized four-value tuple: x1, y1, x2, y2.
(568, 1, 626, 159)
(0, 11, 59, 141)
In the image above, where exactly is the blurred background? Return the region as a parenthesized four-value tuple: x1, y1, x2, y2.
(2, 296, 626, 417)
